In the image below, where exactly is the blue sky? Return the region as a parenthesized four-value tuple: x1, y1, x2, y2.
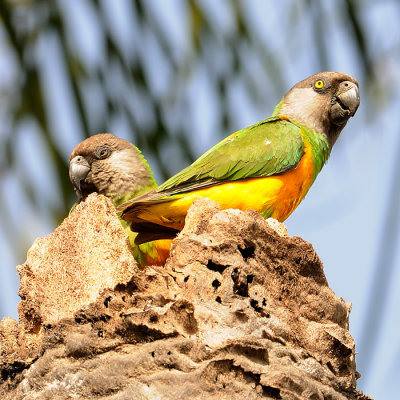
(0, 1, 399, 398)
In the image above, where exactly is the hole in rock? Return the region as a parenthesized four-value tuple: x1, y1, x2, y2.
(250, 299, 263, 313)
(149, 314, 158, 323)
(104, 296, 112, 308)
(207, 260, 229, 273)
(326, 361, 335, 374)
(239, 245, 255, 260)
(115, 280, 138, 296)
(262, 298, 266, 306)
(215, 296, 222, 303)
(99, 315, 110, 323)
(212, 279, 221, 289)
(263, 386, 282, 399)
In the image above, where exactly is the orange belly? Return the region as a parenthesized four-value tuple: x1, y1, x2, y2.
(141, 239, 172, 267)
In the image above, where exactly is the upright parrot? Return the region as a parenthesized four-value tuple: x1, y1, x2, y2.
(119, 71, 360, 245)
(68, 133, 171, 266)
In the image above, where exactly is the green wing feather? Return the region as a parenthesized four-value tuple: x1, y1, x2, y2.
(158, 117, 304, 194)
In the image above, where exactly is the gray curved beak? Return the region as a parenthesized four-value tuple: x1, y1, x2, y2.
(69, 156, 90, 192)
(337, 82, 360, 116)
(331, 81, 360, 125)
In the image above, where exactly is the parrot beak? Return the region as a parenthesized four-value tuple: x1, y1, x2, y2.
(330, 81, 360, 125)
(69, 156, 90, 193)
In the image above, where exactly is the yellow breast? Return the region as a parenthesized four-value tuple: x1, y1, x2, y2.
(139, 140, 316, 230)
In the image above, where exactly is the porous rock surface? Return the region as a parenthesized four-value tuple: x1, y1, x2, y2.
(0, 195, 371, 399)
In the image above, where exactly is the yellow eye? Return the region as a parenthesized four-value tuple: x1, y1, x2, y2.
(315, 80, 324, 89)
(98, 148, 110, 159)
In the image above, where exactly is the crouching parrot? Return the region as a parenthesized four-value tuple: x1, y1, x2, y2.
(68, 133, 171, 266)
(118, 71, 360, 245)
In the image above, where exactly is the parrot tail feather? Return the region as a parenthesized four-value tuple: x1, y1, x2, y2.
(132, 219, 180, 245)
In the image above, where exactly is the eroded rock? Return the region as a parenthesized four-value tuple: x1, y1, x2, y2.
(0, 196, 372, 399)
(18, 193, 137, 331)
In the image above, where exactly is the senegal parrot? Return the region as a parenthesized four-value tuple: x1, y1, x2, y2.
(118, 71, 360, 245)
(69, 133, 171, 266)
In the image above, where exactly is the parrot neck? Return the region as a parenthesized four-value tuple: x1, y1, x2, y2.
(300, 125, 331, 179)
(273, 99, 331, 177)
(272, 99, 285, 116)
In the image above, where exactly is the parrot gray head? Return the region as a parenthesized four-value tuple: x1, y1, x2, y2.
(274, 71, 360, 147)
(69, 133, 156, 202)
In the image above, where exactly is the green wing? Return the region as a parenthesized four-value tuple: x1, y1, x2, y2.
(158, 117, 304, 194)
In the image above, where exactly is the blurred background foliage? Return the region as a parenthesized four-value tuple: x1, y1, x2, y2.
(0, 0, 399, 398)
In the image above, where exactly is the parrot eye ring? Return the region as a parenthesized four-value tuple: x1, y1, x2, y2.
(314, 79, 324, 89)
(97, 147, 111, 159)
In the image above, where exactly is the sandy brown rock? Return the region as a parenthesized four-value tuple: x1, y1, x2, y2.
(0, 317, 39, 382)
(0, 194, 138, 384)
(18, 193, 137, 332)
(0, 196, 372, 399)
